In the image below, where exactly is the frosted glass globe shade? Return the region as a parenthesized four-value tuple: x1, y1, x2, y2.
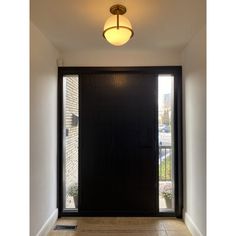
(103, 15, 133, 46)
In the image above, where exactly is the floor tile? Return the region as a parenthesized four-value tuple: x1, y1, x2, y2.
(166, 230, 192, 236)
(160, 219, 188, 231)
(48, 217, 190, 236)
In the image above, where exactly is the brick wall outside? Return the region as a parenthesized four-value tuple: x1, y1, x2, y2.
(64, 76, 79, 208)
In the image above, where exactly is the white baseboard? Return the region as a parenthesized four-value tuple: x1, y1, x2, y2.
(36, 208, 58, 236)
(184, 212, 204, 236)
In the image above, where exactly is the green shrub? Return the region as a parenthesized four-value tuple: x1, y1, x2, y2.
(159, 156, 172, 180)
(67, 183, 78, 197)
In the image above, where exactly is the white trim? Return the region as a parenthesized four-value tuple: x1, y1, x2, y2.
(35, 208, 58, 236)
(184, 212, 204, 236)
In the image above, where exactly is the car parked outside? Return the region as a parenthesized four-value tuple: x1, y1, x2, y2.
(159, 125, 170, 133)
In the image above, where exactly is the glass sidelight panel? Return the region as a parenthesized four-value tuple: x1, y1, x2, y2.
(63, 75, 79, 210)
(158, 75, 175, 212)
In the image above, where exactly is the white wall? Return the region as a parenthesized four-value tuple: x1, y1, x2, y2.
(182, 26, 206, 236)
(30, 22, 59, 236)
(30, 16, 205, 236)
(62, 48, 181, 66)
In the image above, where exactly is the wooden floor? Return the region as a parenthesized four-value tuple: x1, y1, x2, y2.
(48, 217, 192, 236)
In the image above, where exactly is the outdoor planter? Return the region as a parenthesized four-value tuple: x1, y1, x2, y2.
(164, 197, 172, 209)
(68, 183, 78, 209)
(73, 195, 78, 209)
(160, 181, 173, 209)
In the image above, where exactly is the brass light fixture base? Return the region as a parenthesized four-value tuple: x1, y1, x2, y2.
(110, 4, 127, 15)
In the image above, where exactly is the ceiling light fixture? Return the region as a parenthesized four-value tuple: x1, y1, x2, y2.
(103, 4, 134, 46)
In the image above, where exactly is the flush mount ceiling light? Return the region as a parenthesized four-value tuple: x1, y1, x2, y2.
(103, 4, 134, 46)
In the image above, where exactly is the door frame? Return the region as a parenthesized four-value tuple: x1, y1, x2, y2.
(57, 66, 183, 218)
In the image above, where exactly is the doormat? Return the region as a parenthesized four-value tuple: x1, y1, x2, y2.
(54, 225, 77, 231)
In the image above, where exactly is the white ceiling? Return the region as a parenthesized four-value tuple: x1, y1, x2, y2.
(30, 0, 206, 53)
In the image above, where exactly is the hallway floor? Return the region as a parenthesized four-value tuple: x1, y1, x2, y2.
(48, 217, 192, 236)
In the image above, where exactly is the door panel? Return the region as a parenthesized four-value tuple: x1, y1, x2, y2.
(80, 73, 157, 215)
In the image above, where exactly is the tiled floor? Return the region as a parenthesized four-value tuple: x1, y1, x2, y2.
(48, 217, 192, 236)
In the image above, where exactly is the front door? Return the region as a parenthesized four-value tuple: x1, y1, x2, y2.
(58, 67, 183, 218)
(80, 72, 157, 215)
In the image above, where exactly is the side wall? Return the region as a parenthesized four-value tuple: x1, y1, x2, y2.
(30, 22, 59, 236)
(182, 26, 206, 236)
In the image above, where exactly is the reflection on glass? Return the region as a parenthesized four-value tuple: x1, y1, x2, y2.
(158, 75, 175, 212)
(63, 75, 79, 210)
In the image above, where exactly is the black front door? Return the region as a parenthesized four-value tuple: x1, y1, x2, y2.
(80, 72, 157, 215)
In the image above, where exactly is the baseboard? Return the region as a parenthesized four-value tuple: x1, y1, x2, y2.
(36, 208, 58, 236)
(184, 212, 204, 236)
